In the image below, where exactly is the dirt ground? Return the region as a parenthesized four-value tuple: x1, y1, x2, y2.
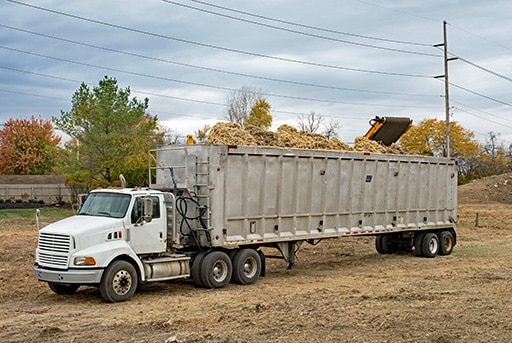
(1, 175, 512, 342)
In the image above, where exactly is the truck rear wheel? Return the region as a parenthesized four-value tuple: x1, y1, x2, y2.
(414, 233, 425, 256)
(200, 251, 232, 289)
(100, 260, 138, 302)
(421, 233, 440, 258)
(438, 231, 454, 255)
(190, 252, 206, 287)
(48, 282, 79, 295)
(232, 249, 261, 285)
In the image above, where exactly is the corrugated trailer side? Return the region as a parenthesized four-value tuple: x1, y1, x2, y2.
(220, 145, 456, 242)
(151, 144, 456, 262)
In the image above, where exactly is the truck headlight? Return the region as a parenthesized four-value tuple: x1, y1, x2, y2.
(74, 256, 96, 266)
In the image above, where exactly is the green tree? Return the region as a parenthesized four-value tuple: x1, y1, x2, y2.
(0, 116, 61, 175)
(245, 99, 272, 129)
(53, 77, 161, 189)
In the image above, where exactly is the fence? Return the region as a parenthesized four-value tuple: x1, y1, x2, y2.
(0, 175, 72, 203)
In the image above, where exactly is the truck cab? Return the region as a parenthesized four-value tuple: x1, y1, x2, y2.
(34, 188, 189, 302)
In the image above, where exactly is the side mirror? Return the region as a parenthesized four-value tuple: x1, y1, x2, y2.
(143, 197, 153, 223)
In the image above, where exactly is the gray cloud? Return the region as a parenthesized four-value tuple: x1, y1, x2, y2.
(1, 0, 511, 144)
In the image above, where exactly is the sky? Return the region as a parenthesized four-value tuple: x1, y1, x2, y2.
(1, 0, 511, 145)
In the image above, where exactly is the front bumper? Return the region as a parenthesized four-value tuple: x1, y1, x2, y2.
(34, 264, 104, 284)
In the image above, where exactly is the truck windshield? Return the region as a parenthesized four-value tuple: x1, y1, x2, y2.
(78, 192, 131, 219)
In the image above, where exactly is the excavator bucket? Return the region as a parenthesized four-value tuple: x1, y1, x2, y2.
(364, 116, 412, 146)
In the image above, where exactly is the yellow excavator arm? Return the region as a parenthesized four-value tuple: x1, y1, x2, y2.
(364, 116, 412, 146)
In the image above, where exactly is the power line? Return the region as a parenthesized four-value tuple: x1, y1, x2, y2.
(435, 45, 512, 83)
(189, 0, 433, 47)
(448, 81, 512, 108)
(453, 106, 512, 130)
(0, 88, 68, 102)
(447, 21, 512, 52)
(352, 0, 439, 23)
(6, 0, 433, 78)
(0, 23, 437, 98)
(450, 98, 512, 125)
(162, 0, 440, 57)
(0, 47, 437, 109)
(453, 55, 512, 83)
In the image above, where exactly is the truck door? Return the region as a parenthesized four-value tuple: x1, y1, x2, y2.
(128, 195, 167, 254)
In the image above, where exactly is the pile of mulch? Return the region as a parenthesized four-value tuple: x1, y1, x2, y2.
(205, 122, 406, 154)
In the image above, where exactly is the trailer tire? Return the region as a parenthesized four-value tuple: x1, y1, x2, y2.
(232, 249, 261, 285)
(421, 233, 440, 258)
(48, 282, 79, 295)
(414, 233, 425, 256)
(191, 252, 206, 287)
(200, 251, 232, 289)
(438, 231, 454, 256)
(375, 235, 395, 254)
(100, 260, 138, 302)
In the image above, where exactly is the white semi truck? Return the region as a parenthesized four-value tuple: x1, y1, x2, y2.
(34, 144, 457, 302)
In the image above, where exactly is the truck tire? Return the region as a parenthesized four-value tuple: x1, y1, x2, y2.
(414, 233, 425, 256)
(421, 233, 440, 258)
(200, 251, 232, 289)
(48, 282, 79, 295)
(190, 252, 206, 287)
(438, 231, 454, 255)
(100, 260, 138, 302)
(375, 235, 395, 254)
(231, 249, 261, 285)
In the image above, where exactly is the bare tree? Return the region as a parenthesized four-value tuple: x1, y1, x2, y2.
(225, 86, 264, 127)
(161, 126, 182, 145)
(297, 112, 341, 139)
(322, 118, 341, 139)
(298, 112, 323, 133)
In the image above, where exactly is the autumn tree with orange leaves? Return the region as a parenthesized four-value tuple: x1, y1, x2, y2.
(0, 116, 61, 175)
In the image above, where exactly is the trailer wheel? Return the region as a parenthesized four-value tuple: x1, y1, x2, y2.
(200, 251, 232, 289)
(48, 282, 79, 295)
(100, 260, 138, 302)
(438, 231, 454, 255)
(375, 235, 395, 254)
(414, 233, 425, 256)
(421, 233, 440, 258)
(232, 249, 262, 285)
(190, 252, 206, 287)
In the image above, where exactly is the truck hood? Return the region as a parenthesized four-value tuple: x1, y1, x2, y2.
(40, 215, 124, 236)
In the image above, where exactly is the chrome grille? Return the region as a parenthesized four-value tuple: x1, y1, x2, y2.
(38, 233, 71, 268)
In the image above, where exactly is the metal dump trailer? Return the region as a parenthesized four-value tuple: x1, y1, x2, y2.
(151, 144, 457, 265)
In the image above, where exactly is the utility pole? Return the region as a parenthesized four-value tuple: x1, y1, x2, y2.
(434, 20, 457, 158)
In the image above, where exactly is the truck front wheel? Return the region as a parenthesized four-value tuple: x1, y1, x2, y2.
(48, 282, 79, 295)
(100, 260, 138, 302)
(200, 251, 232, 289)
(232, 249, 261, 285)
